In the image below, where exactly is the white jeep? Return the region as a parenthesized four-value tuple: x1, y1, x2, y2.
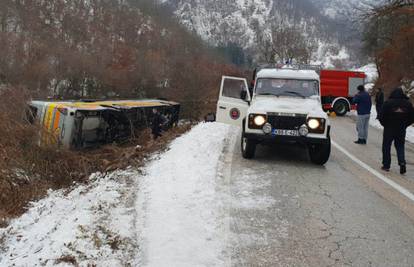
(216, 68, 331, 165)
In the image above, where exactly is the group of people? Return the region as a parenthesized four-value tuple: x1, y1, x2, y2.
(353, 86, 414, 175)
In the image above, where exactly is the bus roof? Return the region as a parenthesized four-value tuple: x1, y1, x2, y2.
(30, 99, 179, 111)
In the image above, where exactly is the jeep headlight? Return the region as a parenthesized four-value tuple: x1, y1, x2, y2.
(307, 118, 326, 134)
(254, 115, 266, 126)
(248, 114, 267, 129)
(307, 119, 320, 130)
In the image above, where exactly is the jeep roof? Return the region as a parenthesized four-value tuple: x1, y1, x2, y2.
(256, 69, 320, 81)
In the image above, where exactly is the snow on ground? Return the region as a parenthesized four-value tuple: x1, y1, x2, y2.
(0, 170, 139, 266)
(0, 122, 235, 267)
(351, 107, 414, 144)
(135, 122, 233, 267)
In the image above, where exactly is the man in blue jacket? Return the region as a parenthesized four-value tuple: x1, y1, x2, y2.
(353, 85, 372, 144)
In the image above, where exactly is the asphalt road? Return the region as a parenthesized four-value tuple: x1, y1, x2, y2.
(223, 116, 414, 267)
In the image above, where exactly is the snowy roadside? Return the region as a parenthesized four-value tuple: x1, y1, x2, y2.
(350, 107, 414, 144)
(135, 122, 234, 266)
(0, 122, 234, 266)
(0, 170, 140, 266)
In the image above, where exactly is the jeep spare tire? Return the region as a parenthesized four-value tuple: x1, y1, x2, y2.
(241, 134, 256, 159)
(308, 138, 331, 165)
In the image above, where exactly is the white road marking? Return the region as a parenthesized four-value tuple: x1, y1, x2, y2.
(332, 140, 414, 202)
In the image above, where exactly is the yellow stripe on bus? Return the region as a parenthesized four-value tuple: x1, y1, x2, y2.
(42, 103, 58, 145)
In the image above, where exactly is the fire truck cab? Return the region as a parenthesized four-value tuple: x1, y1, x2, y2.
(320, 70, 366, 116)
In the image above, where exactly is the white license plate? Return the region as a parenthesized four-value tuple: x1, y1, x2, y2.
(272, 129, 299, 136)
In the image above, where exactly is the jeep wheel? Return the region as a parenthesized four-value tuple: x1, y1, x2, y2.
(308, 138, 331, 165)
(241, 134, 256, 159)
(333, 100, 349, 116)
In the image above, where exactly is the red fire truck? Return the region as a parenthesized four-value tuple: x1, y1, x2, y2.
(320, 70, 366, 116)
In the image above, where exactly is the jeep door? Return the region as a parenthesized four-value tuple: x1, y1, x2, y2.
(216, 76, 250, 127)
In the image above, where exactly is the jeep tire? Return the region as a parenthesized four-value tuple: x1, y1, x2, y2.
(333, 100, 349, 116)
(308, 138, 331, 165)
(241, 134, 256, 159)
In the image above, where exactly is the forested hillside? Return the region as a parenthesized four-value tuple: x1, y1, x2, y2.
(0, 0, 240, 115)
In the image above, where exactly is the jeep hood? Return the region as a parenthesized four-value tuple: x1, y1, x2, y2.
(248, 97, 327, 118)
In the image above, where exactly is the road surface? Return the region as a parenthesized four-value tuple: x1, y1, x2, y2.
(225, 116, 414, 266)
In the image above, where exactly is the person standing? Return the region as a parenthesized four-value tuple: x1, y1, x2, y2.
(151, 109, 166, 140)
(379, 88, 414, 174)
(375, 88, 384, 119)
(353, 85, 372, 144)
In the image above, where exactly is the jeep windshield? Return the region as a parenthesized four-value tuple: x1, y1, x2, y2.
(255, 78, 319, 98)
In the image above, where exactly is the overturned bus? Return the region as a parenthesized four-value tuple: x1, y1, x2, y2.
(28, 99, 180, 149)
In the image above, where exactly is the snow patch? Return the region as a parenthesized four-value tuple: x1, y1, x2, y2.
(135, 122, 232, 267)
(0, 170, 139, 266)
(232, 176, 277, 210)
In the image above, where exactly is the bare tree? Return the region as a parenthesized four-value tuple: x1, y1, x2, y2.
(362, 0, 414, 95)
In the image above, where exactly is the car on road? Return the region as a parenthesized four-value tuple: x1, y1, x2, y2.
(216, 67, 331, 165)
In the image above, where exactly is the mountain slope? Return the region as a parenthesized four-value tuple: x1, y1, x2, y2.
(163, 0, 373, 66)
(167, 0, 335, 45)
(310, 0, 377, 20)
(162, 0, 360, 65)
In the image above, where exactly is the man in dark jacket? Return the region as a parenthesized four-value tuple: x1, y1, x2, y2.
(379, 88, 414, 174)
(375, 88, 384, 119)
(151, 109, 166, 140)
(353, 85, 372, 144)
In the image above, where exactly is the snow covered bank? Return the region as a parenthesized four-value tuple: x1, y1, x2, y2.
(136, 122, 233, 266)
(0, 170, 139, 266)
(0, 122, 234, 266)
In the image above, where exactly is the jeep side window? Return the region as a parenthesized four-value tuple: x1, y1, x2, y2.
(222, 79, 247, 99)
